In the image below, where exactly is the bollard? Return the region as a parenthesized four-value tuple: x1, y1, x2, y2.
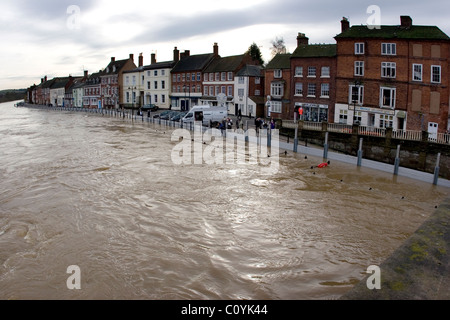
(267, 128, 271, 148)
(323, 132, 329, 160)
(294, 113, 299, 153)
(433, 153, 441, 185)
(357, 138, 363, 167)
(394, 145, 401, 176)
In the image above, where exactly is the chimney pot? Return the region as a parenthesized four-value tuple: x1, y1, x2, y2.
(173, 47, 180, 63)
(341, 17, 350, 33)
(400, 16, 412, 28)
(297, 33, 309, 46)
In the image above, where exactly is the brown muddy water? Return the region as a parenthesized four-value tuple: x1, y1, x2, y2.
(0, 101, 448, 300)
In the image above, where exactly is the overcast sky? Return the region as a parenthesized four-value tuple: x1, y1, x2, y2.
(1, 0, 449, 90)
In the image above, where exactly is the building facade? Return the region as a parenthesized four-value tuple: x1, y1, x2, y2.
(334, 16, 450, 134)
(101, 54, 137, 109)
(234, 65, 265, 118)
(171, 45, 218, 111)
(265, 53, 292, 119)
(291, 33, 337, 123)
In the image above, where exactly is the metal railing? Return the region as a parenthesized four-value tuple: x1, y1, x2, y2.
(358, 126, 386, 137)
(280, 120, 450, 145)
(392, 130, 423, 141)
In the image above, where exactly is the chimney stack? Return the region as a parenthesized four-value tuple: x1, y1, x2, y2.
(173, 47, 180, 63)
(84, 70, 88, 79)
(129, 53, 134, 62)
(213, 42, 219, 57)
(341, 17, 350, 33)
(400, 16, 412, 28)
(151, 53, 157, 65)
(139, 53, 143, 67)
(44, 76, 47, 82)
(297, 33, 309, 46)
(111, 57, 115, 62)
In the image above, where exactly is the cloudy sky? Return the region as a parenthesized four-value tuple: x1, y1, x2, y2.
(1, 0, 449, 90)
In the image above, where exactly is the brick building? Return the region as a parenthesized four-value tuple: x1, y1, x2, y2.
(171, 44, 218, 111)
(101, 54, 136, 109)
(334, 16, 450, 134)
(265, 53, 292, 119)
(290, 33, 337, 122)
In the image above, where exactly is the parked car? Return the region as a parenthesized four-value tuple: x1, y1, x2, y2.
(170, 112, 187, 122)
(160, 111, 178, 120)
(153, 110, 172, 119)
(142, 104, 159, 112)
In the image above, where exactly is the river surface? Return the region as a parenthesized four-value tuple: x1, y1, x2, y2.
(0, 101, 448, 300)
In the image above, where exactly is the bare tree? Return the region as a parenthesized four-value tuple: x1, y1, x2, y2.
(271, 37, 287, 58)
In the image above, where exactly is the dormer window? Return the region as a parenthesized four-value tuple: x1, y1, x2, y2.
(113, 66, 116, 73)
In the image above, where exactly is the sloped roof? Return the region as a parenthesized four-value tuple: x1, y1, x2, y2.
(266, 54, 292, 70)
(292, 44, 337, 58)
(171, 53, 216, 73)
(335, 25, 450, 40)
(101, 58, 134, 76)
(144, 60, 176, 71)
(204, 54, 245, 73)
(236, 65, 263, 77)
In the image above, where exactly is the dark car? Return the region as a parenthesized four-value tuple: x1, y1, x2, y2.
(170, 112, 187, 122)
(142, 104, 159, 112)
(160, 111, 178, 120)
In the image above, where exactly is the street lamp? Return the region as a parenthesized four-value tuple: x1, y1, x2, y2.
(128, 86, 136, 116)
(265, 95, 272, 119)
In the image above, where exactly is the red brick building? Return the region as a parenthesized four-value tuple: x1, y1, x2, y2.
(334, 16, 450, 134)
(290, 33, 337, 122)
(101, 54, 137, 109)
(265, 53, 292, 119)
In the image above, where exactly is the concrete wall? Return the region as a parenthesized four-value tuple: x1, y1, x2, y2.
(340, 197, 450, 300)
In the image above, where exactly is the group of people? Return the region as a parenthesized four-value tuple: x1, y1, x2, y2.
(255, 118, 276, 133)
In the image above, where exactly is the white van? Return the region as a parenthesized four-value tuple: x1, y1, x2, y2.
(182, 105, 228, 126)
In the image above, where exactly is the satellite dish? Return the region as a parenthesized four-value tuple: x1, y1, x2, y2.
(216, 93, 227, 108)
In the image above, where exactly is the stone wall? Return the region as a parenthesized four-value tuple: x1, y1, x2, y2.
(280, 123, 450, 180)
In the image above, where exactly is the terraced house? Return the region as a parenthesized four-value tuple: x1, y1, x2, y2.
(170, 44, 218, 111)
(290, 33, 337, 123)
(201, 50, 261, 113)
(265, 53, 292, 119)
(334, 16, 450, 135)
(102, 54, 136, 109)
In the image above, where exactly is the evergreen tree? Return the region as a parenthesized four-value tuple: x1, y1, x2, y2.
(246, 42, 265, 66)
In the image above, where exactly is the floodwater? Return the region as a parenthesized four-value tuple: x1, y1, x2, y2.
(0, 101, 448, 300)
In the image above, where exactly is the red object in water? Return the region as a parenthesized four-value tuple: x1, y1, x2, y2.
(317, 163, 328, 168)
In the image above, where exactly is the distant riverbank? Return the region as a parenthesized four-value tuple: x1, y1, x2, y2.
(0, 89, 26, 104)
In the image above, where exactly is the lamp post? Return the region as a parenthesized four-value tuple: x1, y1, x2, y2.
(128, 86, 136, 117)
(265, 95, 272, 119)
